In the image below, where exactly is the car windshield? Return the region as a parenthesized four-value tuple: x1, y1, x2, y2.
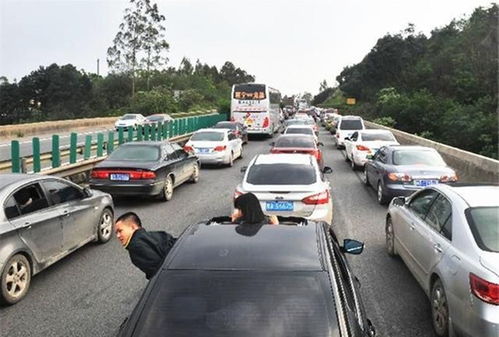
(275, 137, 315, 148)
(285, 128, 314, 136)
(362, 132, 396, 141)
(214, 123, 236, 130)
(393, 150, 446, 166)
(466, 207, 499, 252)
(247, 163, 316, 185)
(339, 119, 363, 130)
(108, 145, 160, 161)
(191, 131, 225, 141)
(132, 270, 336, 336)
(121, 114, 137, 120)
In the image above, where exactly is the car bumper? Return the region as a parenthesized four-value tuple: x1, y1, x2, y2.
(457, 303, 499, 337)
(89, 181, 163, 196)
(196, 152, 229, 164)
(247, 127, 272, 135)
(263, 202, 333, 224)
(353, 152, 370, 166)
(384, 183, 422, 198)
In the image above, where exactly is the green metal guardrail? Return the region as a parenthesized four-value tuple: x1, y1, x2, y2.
(8, 113, 226, 173)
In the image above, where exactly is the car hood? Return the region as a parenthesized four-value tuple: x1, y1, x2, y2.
(393, 165, 455, 178)
(480, 253, 499, 278)
(94, 160, 160, 170)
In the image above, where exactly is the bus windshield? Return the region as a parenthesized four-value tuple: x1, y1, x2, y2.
(233, 84, 266, 100)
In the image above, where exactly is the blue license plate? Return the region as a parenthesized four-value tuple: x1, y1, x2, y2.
(110, 173, 129, 181)
(266, 201, 294, 211)
(414, 179, 438, 187)
(197, 148, 210, 153)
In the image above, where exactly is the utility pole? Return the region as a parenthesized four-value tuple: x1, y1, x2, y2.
(97, 58, 100, 76)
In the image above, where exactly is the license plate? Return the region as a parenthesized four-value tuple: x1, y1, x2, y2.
(266, 201, 294, 211)
(110, 173, 130, 181)
(196, 148, 210, 153)
(414, 179, 438, 187)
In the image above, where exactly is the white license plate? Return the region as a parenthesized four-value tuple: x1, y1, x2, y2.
(266, 201, 294, 211)
(414, 179, 438, 187)
(110, 173, 130, 181)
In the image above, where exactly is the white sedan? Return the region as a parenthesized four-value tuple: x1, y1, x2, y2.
(235, 154, 333, 224)
(114, 114, 146, 131)
(283, 125, 318, 143)
(344, 129, 399, 169)
(184, 128, 242, 167)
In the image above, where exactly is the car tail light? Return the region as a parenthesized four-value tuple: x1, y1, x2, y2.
(302, 190, 330, 205)
(470, 273, 499, 305)
(440, 174, 458, 182)
(388, 173, 412, 182)
(262, 117, 270, 128)
(214, 145, 227, 152)
(270, 149, 281, 154)
(140, 171, 156, 179)
(183, 145, 194, 153)
(230, 117, 235, 121)
(91, 170, 109, 179)
(356, 145, 371, 151)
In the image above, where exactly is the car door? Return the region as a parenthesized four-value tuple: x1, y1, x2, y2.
(171, 143, 191, 184)
(7, 183, 63, 264)
(396, 189, 439, 286)
(367, 148, 384, 186)
(413, 192, 452, 283)
(41, 179, 95, 252)
(228, 132, 242, 157)
(346, 132, 358, 159)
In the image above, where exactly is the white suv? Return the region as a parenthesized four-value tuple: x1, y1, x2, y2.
(235, 154, 333, 223)
(335, 116, 365, 149)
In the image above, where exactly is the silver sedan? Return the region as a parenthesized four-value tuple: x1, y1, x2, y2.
(386, 183, 499, 337)
(0, 174, 114, 305)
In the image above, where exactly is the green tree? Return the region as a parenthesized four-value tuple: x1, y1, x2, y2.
(107, 0, 169, 96)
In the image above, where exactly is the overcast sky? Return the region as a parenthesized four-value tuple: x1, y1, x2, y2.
(0, 0, 493, 96)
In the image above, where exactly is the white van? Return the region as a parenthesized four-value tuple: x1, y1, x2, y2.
(334, 116, 365, 149)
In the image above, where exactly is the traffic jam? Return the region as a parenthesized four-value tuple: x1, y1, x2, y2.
(1, 83, 498, 337)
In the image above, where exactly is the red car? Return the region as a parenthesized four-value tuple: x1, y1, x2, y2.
(270, 134, 324, 168)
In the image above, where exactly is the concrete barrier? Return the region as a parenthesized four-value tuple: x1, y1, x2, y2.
(365, 121, 499, 184)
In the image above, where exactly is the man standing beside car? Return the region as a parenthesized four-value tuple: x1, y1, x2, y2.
(114, 212, 176, 280)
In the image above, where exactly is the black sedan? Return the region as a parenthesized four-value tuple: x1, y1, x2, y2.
(212, 121, 248, 144)
(362, 145, 458, 204)
(116, 218, 376, 337)
(90, 141, 199, 201)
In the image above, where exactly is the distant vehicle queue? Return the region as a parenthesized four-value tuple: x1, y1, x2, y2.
(1, 84, 497, 337)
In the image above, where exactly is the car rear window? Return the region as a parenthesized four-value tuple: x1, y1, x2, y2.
(466, 207, 499, 252)
(339, 119, 363, 130)
(108, 145, 160, 161)
(247, 163, 316, 185)
(285, 128, 314, 136)
(393, 150, 446, 166)
(191, 131, 225, 141)
(214, 123, 236, 130)
(133, 270, 337, 336)
(361, 132, 395, 142)
(275, 137, 315, 148)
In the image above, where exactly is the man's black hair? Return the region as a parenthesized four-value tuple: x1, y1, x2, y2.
(116, 212, 142, 227)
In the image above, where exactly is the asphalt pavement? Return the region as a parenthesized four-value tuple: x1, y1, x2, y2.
(0, 128, 437, 337)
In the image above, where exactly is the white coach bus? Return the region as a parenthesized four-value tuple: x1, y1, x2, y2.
(230, 83, 281, 136)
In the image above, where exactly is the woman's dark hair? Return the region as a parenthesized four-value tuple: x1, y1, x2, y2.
(234, 192, 266, 224)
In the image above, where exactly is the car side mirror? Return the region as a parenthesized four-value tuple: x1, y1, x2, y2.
(317, 142, 324, 146)
(240, 166, 247, 173)
(366, 154, 374, 160)
(322, 166, 333, 174)
(392, 196, 406, 206)
(344, 137, 350, 141)
(342, 239, 364, 255)
(83, 187, 92, 198)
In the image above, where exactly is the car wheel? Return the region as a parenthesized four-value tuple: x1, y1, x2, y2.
(98, 208, 113, 243)
(431, 279, 450, 337)
(385, 217, 397, 256)
(344, 153, 350, 162)
(377, 181, 389, 205)
(1, 254, 31, 305)
(159, 176, 174, 201)
(361, 166, 369, 186)
(228, 153, 234, 167)
(189, 163, 200, 183)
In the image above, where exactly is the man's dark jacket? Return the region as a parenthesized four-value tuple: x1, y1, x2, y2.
(126, 228, 176, 279)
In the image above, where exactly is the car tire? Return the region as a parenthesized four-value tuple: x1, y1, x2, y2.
(385, 217, 397, 256)
(431, 279, 450, 337)
(159, 176, 174, 201)
(377, 181, 389, 205)
(344, 153, 350, 162)
(361, 166, 369, 186)
(1, 254, 31, 305)
(97, 208, 113, 243)
(189, 163, 200, 183)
